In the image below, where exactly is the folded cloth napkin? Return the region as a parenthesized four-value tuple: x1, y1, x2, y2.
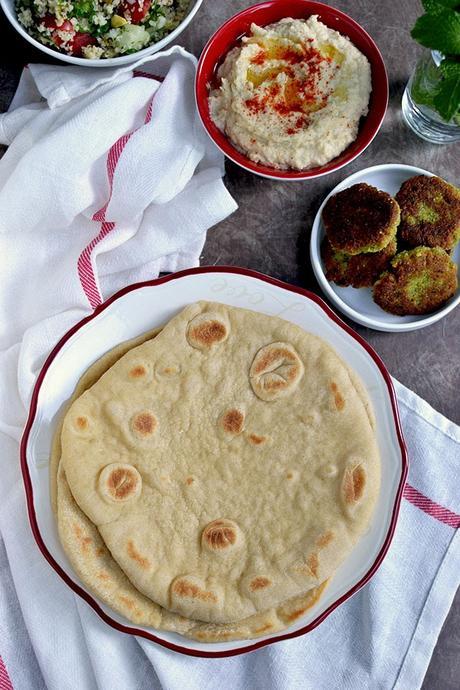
(0, 46, 237, 351)
(0, 376, 458, 690)
(0, 54, 459, 690)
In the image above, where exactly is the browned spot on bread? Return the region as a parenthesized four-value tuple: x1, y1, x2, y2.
(335, 393, 345, 410)
(83, 537, 92, 550)
(172, 578, 218, 603)
(72, 523, 92, 554)
(279, 580, 329, 623)
(108, 467, 139, 500)
(330, 382, 345, 411)
(286, 471, 293, 479)
(96, 547, 105, 557)
(254, 347, 295, 376)
(190, 321, 227, 348)
(97, 571, 110, 581)
(254, 623, 273, 634)
(202, 519, 240, 551)
(352, 465, 365, 500)
(132, 411, 157, 437)
(186, 476, 194, 485)
(306, 553, 319, 578)
(221, 408, 245, 435)
(316, 530, 334, 549)
(343, 464, 366, 505)
(118, 595, 135, 610)
(250, 576, 271, 591)
(284, 607, 309, 623)
(250, 343, 304, 401)
(129, 365, 146, 378)
(76, 416, 88, 430)
(98, 463, 142, 504)
(248, 433, 266, 445)
(127, 540, 150, 569)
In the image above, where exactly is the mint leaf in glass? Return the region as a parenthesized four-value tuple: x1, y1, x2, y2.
(433, 78, 460, 120)
(440, 57, 460, 76)
(411, 10, 460, 54)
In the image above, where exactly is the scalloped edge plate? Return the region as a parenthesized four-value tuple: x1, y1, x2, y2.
(21, 267, 407, 657)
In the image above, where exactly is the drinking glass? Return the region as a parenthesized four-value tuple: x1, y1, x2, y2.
(402, 50, 460, 144)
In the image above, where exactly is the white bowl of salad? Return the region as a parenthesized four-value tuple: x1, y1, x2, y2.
(0, 0, 203, 65)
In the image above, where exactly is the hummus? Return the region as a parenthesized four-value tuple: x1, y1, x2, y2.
(209, 16, 372, 170)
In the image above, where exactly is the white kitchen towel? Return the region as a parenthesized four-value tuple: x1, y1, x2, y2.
(0, 47, 237, 352)
(0, 377, 458, 690)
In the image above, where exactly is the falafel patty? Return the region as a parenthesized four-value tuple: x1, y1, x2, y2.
(322, 183, 400, 255)
(321, 237, 397, 288)
(373, 246, 458, 315)
(395, 175, 460, 251)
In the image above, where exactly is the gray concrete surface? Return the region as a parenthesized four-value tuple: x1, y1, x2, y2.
(0, 1, 458, 687)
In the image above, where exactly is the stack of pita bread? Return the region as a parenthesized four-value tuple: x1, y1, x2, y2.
(51, 301, 380, 642)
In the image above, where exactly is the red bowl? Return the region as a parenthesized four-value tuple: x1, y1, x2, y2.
(195, 0, 389, 180)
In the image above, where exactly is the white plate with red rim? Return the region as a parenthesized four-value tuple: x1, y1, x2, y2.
(310, 163, 460, 332)
(21, 267, 407, 657)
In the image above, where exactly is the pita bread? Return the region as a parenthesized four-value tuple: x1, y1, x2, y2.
(54, 329, 328, 640)
(60, 302, 380, 624)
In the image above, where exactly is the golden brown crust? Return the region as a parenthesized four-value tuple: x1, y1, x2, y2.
(321, 236, 397, 288)
(249, 577, 272, 591)
(247, 433, 267, 445)
(171, 578, 218, 603)
(316, 530, 334, 548)
(342, 464, 366, 506)
(396, 175, 460, 250)
(98, 463, 142, 504)
(126, 540, 151, 570)
(131, 411, 157, 437)
(186, 313, 229, 350)
(250, 342, 304, 401)
(373, 247, 457, 315)
(220, 408, 245, 435)
(330, 382, 345, 411)
(202, 519, 241, 552)
(73, 522, 92, 554)
(129, 365, 147, 379)
(323, 183, 400, 255)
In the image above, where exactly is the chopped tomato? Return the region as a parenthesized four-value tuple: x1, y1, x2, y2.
(119, 0, 151, 24)
(41, 16, 96, 55)
(71, 32, 97, 56)
(41, 15, 71, 31)
(42, 15, 75, 47)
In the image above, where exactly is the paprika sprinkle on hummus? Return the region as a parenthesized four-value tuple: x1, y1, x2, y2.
(209, 16, 372, 170)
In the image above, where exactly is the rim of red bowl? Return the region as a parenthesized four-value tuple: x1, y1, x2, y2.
(195, 0, 389, 180)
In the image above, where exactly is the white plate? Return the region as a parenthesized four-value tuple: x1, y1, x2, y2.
(310, 164, 460, 332)
(21, 268, 407, 657)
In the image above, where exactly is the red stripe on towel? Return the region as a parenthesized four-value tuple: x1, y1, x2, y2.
(77, 75, 156, 309)
(133, 70, 164, 82)
(404, 484, 460, 529)
(0, 656, 13, 690)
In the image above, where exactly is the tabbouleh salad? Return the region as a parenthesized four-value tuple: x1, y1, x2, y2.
(16, 0, 191, 59)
